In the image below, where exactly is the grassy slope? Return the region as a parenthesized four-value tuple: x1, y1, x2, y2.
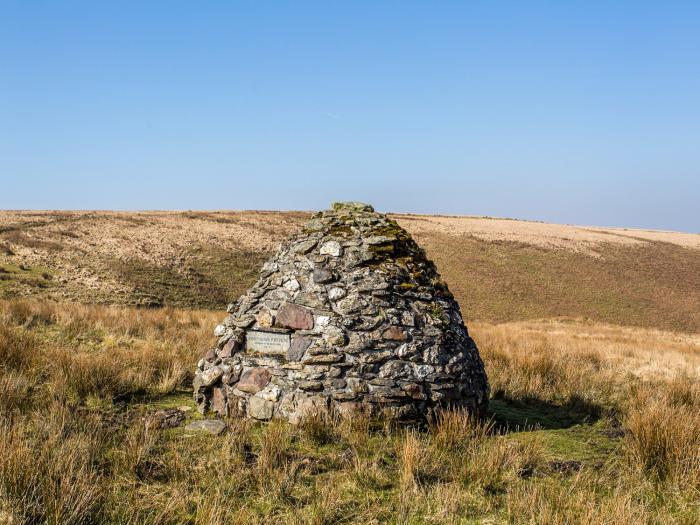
(1, 210, 698, 332)
(0, 300, 698, 524)
(417, 234, 700, 333)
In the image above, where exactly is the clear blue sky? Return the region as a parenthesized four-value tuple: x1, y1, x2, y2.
(1, 2, 699, 232)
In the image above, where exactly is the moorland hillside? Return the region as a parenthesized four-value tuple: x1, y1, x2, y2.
(1, 210, 697, 332)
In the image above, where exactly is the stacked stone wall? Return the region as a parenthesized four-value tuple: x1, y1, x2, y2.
(194, 202, 489, 423)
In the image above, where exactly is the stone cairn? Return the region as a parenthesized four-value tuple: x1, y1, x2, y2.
(193, 202, 489, 423)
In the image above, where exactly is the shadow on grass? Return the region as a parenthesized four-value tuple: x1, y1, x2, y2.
(488, 393, 603, 432)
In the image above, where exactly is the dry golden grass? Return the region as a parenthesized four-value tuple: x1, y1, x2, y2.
(474, 319, 700, 403)
(1, 299, 699, 523)
(392, 213, 700, 253)
(1, 210, 698, 331)
(625, 389, 700, 487)
(0, 210, 308, 308)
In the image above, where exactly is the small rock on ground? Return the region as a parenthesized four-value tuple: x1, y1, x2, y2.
(148, 408, 186, 429)
(185, 419, 226, 435)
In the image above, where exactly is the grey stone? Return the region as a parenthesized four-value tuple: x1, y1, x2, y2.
(299, 380, 323, 391)
(313, 266, 335, 284)
(248, 396, 274, 420)
(369, 377, 396, 386)
(315, 315, 331, 327)
(260, 261, 278, 277)
(324, 326, 347, 346)
(328, 287, 346, 301)
(413, 364, 434, 380)
(289, 395, 329, 424)
(283, 278, 300, 292)
(257, 385, 281, 402)
(320, 240, 343, 257)
(185, 420, 226, 435)
(222, 365, 242, 385)
(332, 201, 374, 212)
(364, 235, 394, 245)
(292, 239, 317, 254)
(329, 379, 347, 389)
(199, 367, 222, 387)
(296, 292, 328, 309)
(332, 392, 359, 401)
(363, 350, 393, 364)
(335, 294, 364, 315)
(233, 316, 255, 328)
(303, 353, 343, 364)
(304, 218, 327, 231)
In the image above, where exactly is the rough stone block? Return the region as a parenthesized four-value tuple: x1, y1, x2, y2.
(248, 396, 274, 420)
(185, 420, 226, 435)
(276, 302, 314, 330)
(211, 386, 227, 415)
(236, 368, 271, 394)
(320, 240, 343, 257)
(288, 335, 312, 362)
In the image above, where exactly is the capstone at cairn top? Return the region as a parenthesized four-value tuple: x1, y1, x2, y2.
(193, 202, 489, 423)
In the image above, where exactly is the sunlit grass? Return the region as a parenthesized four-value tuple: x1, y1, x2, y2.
(0, 299, 698, 523)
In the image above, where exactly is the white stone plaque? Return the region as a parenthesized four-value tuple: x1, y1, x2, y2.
(246, 330, 291, 355)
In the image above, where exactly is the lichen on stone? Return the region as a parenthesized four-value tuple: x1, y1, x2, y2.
(193, 202, 489, 424)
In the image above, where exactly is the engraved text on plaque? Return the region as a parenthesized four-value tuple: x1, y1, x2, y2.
(245, 330, 291, 355)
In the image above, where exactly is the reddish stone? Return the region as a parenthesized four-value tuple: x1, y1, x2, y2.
(204, 348, 216, 360)
(288, 335, 312, 362)
(236, 368, 271, 394)
(211, 387, 227, 415)
(382, 326, 408, 341)
(219, 338, 238, 359)
(275, 302, 314, 330)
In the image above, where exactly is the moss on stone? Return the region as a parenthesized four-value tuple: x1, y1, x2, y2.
(331, 201, 375, 213)
(428, 303, 448, 324)
(369, 219, 412, 243)
(327, 225, 354, 237)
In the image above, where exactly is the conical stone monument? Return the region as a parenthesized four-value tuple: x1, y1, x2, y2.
(193, 202, 489, 423)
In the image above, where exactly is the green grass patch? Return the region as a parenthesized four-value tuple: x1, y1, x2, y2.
(103, 244, 268, 308)
(511, 422, 620, 464)
(421, 234, 700, 333)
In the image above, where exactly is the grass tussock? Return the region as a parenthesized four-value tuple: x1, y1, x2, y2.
(624, 387, 700, 488)
(0, 299, 699, 523)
